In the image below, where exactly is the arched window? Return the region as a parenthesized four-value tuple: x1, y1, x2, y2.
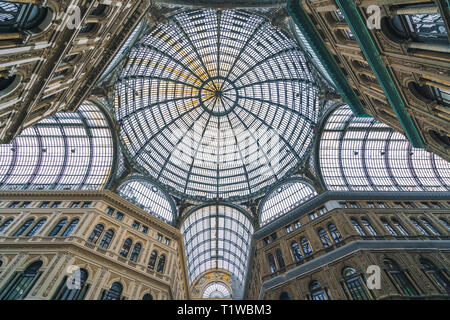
(328, 224, 342, 243)
(87, 224, 104, 244)
(429, 130, 450, 148)
(156, 254, 166, 273)
(410, 218, 430, 236)
(0, 218, 13, 234)
(102, 282, 123, 300)
(201, 282, 232, 299)
(408, 82, 450, 109)
(99, 229, 114, 249)
(279, 291, 291, 300)
(26, 218, 46, 236)
(384, 259, 419, 296)
(300, 237, 312, 256)
(48, 219, 67, 236)
(0, 2, 50, 33)
(142, 293, 153, 300)
(420, 259, 450, 294)
(318, 228, 332, 248)
(180, 205, 253, 284)
(0, 74, 21, 98)
(291, 241, 303, 261)
(13, 218, 34, 236)
(342, 267, 371, 300)
(275, 249, 285, 269)
(119, 238, 132, 258)
(52, 268, 89, 300)
(439, 218, 450, 230)
(117, 178, 176, 224)
(309, 280, 328, 300)
(130, 243, 142, 262)
(0, 260, 42, 300)
(381, 218, 398, 236)
(267, 253, 276, 273)
(351, 218, 366, 236)
(148, 250, 157, 269)
(61, 219, 79, 237)
(90, 4, 107, 16)
(420, 218, 441, 236)
(392, 219, 409, 236)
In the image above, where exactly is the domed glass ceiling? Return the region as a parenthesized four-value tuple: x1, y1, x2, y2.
(115, 9, 320, 201)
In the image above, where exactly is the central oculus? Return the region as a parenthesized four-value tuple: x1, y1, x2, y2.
(114, 9, 320, 201)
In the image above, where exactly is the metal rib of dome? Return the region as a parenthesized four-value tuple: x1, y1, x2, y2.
(115, 9, 320, 201)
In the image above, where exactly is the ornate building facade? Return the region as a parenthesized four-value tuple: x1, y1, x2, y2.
(0, 0, 449, 301)
(0, 190, 190, 300)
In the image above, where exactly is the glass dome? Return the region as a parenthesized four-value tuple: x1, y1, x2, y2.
(115, 9, 320, 201)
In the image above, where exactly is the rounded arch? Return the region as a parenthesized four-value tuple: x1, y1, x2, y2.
(180, 204, 254, 285)
(115, 9, 320, 202)
(258, 177, 317, 226)
(0, 100, 115, 191)
(428, 130, 450, 149)
(407, 81, 436, 104)
(315, 104, 450, 192)
(117, 175, 177, 224)
(89, 4, 110, 18)
(0, 74, 22, 98)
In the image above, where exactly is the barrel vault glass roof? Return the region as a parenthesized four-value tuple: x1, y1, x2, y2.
(180, 204, 253, 284)
(114, 9, 320, 202)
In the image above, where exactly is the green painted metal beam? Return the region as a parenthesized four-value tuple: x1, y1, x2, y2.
(335, 0, 424, 148)
(286, 0, 369, 117)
